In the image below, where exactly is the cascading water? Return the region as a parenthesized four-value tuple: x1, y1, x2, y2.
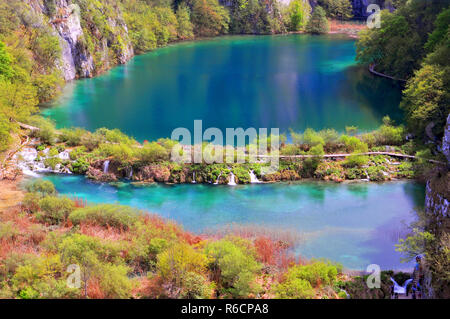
(192, 172, 196, 183)
(249, 170, 261, 183)
(228, 172, 236, 186)
(214, 172, 222, 185)
(128, 167, 133, 179)
(103, 160, 110, 173)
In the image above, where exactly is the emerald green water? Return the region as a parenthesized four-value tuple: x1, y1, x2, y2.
(40, 34, 416, 271)
(44, 35, 403, 141)
(43, 175, 424, 270)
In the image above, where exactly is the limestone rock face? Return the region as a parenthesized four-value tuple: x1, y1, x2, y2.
(28, 0, 134, 81)
(52, 1, 94, 80)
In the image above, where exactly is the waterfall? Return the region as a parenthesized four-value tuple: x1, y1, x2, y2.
(103, 160, 110, 173)
(214, 172, 222, 185)
(228, 172, 236, 186)
(128, 167, 133, 179)
(249, 170, 261, 183)
(192, 171, 196, 183)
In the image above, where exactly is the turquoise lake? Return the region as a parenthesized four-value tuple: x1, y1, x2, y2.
(40, 34, 419, 271)
(43, 175, 424, 270)
(44, 34, 403, 142)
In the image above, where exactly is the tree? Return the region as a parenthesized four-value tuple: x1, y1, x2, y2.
(205, 238, 261, 298)
(306, 6, 329, 34)
(401, 64, 447, 141)
(0, 80, 38, 123)
(0, 41, 14, 80)
(191, 0, 230, 36)
(318, 0, 353, 20)
(176, 3, 194, 40)
(228, 0, 272, 34)
(287, 0, 311, 31)
(356, 0, 448, 80)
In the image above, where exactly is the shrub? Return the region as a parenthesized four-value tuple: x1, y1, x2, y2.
(37, 196, 75, 224)
(70, 158, 90, 174)
(25, 180, 56, 197)
(21, 192, 41, 213)
(95, 143, 134, 163)
(78, 131, 104, 151)
(69, 146, 87, 160)
(302, 128, 325, 147)
(179, 271, 215, 299)
(281, 144, 300, 155)
(375, 125, 405, 145)
(343, 155, 369, 168)
(367, 166, 387, 181)
(205, 238, 261, 298)
(97, 263, 133, 299)
(28, 117, 57, 145)
(43, 157, 61, 170)
(95, 128, 136, 145)
(59, 128, 88, 146)
(69, 204, 140, 230)
(279, 260, 340, 290)
(136, 142, 169, 163)
(340, 135, 368, 153)
(274, 278, 315, 299)
(157, 243, 207, 289)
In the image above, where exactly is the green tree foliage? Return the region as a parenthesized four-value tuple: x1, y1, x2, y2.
(205, 237, 261, 298)
(0, 80, 38, 123)
(274, 260, 340, 298)
(191, 0, 230, 36)
(176, 4, 195, 40)
(356, 0, 448, 80)
(287, 0, 311, 31)
(306, 6, 329, 34)
(69, 204, 141, 229)
(318, 0, 353, 20)
(0, 41, 14, 80)
(25, 180, 57, 197)
(401, 64, 447, 141)
(228, 0, 272, 34)
(157, 243, 211, 298)
(37, 196, 76, 224)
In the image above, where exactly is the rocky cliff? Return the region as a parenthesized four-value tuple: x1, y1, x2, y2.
(426, 114, 450, 218)
(27, 0, 134, 81)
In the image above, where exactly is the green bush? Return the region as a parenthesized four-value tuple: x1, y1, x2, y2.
(69, 146, 87, 160)
(70, 158, 90, 174)
(37, 196, 75, 224)
(28, 117, 57, 145)
(43, 157, 61, 170)
(375, 125, 405, 145)
(60, 128, 88, 146)
(205, 238, 261, 298)
(136, 142, 169, 163)
(343, 155, 369, 168)
(157, 243, 207, 291)
(25, 180, 56, 197)
(367, 166, 387, 181)
(69, 204, 141, 230)
(274, 278, 315, 299)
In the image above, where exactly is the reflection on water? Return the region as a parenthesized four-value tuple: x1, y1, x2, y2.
(44, 35, 403, 142)
(41, 175, 424, 270)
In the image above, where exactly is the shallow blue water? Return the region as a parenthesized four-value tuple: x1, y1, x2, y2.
(44, 35, 403, 142)
(43, 175, 424, 270)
